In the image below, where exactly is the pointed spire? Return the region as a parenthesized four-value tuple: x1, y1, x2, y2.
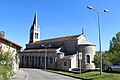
(82, 28, 84, 34)
(29, 11, 40, 43)
(33, 11, 38, 28)
(30, 11, 39, 30)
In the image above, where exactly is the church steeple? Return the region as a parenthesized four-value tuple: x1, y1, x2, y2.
(29, 11, 40, 43)
(30, 11, 38, 30)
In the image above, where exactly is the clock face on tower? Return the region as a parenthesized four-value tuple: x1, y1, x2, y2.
(0, 43, 2, 50)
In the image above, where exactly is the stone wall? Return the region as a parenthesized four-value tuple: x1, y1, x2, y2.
(19, 52, 57, 69)
(60, 59, 71, 71)
(78, 45, 96, 69)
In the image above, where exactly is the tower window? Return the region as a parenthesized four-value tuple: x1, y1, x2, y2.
(85, 54, 90, 64)
(35, 33, 37, 39)
(35, 33, 38, 39)
(37, 33, 38, 39)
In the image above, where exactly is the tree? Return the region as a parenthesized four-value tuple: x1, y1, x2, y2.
(94, 32, 120, 69)
(0, 51, 13, 80)
(102, 52, 111, 69)
(94, 52, 111, 69)
(0, 51, 13, 66)
(94, 52, 100, 68)
(109, 32, 120, 63)
(109, 32, 120, 53)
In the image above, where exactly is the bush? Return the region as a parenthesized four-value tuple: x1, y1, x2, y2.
(0, 64, 11, 80)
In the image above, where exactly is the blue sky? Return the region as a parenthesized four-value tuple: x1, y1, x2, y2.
(0, 0, 120, 51)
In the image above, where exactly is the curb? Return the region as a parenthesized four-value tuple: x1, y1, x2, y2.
(47, 70, 91, 80)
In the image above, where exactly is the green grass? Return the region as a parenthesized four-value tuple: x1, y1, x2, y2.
(48, 70, 120, 80)
(0, 64, 11, 80)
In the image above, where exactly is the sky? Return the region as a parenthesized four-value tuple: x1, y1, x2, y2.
(0, 0, 120, 51)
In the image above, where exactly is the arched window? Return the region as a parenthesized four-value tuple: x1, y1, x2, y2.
(35, 56, 37, 61)
(30, 56, 31, 62)
(50, 56, 53, 64)
(21, 56, 24, 67)
(39, 56, 41, 63)
(25, 55, 27, 61)
(32, 56, 34, 67)
(35, 33, 38, 39)
(37, 33, 38, 39)
(35, 33, 37, 39)
(42, 56, 44, 63)
(22, 56, 24, 62)
(85, 54, 90, 64)
(87, 55, 90, 63)
(26, 56, 29, 67)
(22, 56, 24, 64)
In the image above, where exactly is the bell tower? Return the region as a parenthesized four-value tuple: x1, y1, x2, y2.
(29, 11, 40, 43)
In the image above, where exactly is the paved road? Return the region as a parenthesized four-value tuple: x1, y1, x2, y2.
(11, 68, 81, 80)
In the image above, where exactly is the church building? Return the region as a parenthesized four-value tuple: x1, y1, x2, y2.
(19, 12, 96, 71)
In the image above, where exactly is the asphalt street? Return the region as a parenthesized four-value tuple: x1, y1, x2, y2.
(11, 68, 81, 80)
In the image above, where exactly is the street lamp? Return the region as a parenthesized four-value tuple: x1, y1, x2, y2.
(42, 44, 51, 70)
(87, 6, 108, 75)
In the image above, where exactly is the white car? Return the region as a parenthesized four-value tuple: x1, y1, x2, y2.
(107, 63, 120, 72)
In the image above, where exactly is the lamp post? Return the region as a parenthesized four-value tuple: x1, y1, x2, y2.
(42, 44, 51, 70)
(87, 6, 108, 75)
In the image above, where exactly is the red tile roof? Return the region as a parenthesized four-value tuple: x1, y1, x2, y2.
(31, 34, 80, 45)
(22, 48, 57, 53)
(0, 36, 22, 50)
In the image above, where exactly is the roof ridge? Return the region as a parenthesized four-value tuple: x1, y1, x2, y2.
(36, 34, 81, 43)
(0, 36, 22, 48)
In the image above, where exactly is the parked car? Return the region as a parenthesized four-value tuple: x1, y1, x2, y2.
(107, 63, 120, 72)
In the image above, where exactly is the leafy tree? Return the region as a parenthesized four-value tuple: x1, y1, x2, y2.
(109, 51, 120, 63)
(0, 50, 13, 80)
(108, 32, 120, 63)
(94, 52, 111, 69)
(94, 52, 100, 68)
(109, 32, 120, 53)
(0, 51, 13, 66)
(102, 52, 111, 69)
(94, 32, 120, 69)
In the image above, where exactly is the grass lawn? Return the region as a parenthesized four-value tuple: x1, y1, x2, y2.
(0, 64, 11, 80)
(48, 70, 120, 80)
